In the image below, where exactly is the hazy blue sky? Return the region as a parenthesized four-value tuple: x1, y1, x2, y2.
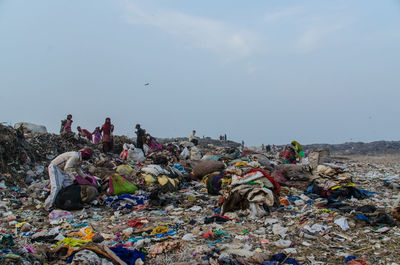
(1, 0, 399, 145)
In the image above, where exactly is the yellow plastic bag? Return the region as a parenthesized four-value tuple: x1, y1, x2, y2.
(116, 165, 134, 177)
(143, 174, 156, 184)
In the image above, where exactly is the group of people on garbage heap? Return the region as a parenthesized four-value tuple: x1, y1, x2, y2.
(60, 115, 115, 152)
(61, 115, 157, 154)
(45, 115, 167, 211)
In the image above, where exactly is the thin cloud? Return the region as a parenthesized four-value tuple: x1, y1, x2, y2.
(295, 24, 345, 53)
(264, 6, 305, 23)
(121, 0, 259, 59)
(263, 5, 349, 53)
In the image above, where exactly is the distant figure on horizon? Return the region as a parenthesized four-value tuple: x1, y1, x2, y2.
(92, 127, 102, 144)
(135, 124, 146, 151)
(100, 118, 114, 153)
(266, 144, 271, 153)
(77, 126, 92, 141)
(61, 114, 73, 134)
(189, 130, 198, 146)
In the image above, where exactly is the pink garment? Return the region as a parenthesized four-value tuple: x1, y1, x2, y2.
(80, 129, 92, 141)
(63, 120, 72, 132)
(100, 120, 114, 143)
(93, 132, 102, 144)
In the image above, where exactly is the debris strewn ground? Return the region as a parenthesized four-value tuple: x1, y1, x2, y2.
(1, 123, 400, 265)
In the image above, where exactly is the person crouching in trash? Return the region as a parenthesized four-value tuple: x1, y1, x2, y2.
(283, 145, 297, 164)
(44, 148, 93, 210)
(291, 140, 306, 162)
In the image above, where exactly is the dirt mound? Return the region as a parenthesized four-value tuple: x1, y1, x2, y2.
(304, 140, 400, 155)
(0, 124, 97, 184)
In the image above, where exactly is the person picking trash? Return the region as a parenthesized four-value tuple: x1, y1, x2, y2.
(189, 130, 198, 146)
(135, 124, 146, 151)
(44, 148, 93, 210)
(291, 140, 306, 162)
(77, 126, 93, 141)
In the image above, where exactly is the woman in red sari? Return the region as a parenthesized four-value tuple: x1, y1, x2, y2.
(99, 117, 114, 153)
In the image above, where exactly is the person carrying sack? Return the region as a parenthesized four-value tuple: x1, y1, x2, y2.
(44, 148, 93, 210)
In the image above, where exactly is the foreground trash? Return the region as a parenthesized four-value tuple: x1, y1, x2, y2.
(0, 123, 399, 264)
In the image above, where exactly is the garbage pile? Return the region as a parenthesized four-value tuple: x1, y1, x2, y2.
(0, 124, 400, 264)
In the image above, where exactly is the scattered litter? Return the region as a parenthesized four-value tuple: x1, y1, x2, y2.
(0, 124, 393, 264)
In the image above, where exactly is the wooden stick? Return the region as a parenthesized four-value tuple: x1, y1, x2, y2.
(353, 246, 373, 253)
(103, 246, 128, 265)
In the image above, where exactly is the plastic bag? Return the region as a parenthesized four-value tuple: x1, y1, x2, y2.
(120, 143, 145, 162)
(128, 148, 145, 162)
(180, 147, 190, 159)
(49, 210, 74, 223)
(120, 150, 128, 160)
(141, 165, 169, 176)
(116, 165, 135, 177)
(190, 146, 202, 160)
(109, 174, 138, 195)
(334, 217, 350, 231)
(75, 175, 98, 187)
(143, 144, 149, 156)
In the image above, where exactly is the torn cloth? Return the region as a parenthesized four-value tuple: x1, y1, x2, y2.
(104, 194, 148, 211)
(249, 169, 280, 194)
(109, 245, 145, 265)
(127, 219, 150, 229)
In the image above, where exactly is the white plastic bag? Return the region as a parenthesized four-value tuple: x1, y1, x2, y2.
(121, 143, 138, 161)
(143, 144, 149, 156)
(180, 147, 190, 159)
(190, 146, 202, 161)
(128, 148, 145, 162)
(141, 165, 169, 176)
(334, 217, 350, 231)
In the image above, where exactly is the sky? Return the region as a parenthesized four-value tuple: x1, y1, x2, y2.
(1, 0, 400, 146)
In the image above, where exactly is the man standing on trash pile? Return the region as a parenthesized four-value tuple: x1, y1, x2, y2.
(266, 144, 271, 152)
(189, 130, 198, 145)
(44, 148, 93, 210)
(135, 124, 146, 151)
(77, 126, 92, 141)
(61, 114, 73, 133)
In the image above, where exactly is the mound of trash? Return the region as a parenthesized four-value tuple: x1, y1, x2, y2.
(0, 124, 399, 264)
